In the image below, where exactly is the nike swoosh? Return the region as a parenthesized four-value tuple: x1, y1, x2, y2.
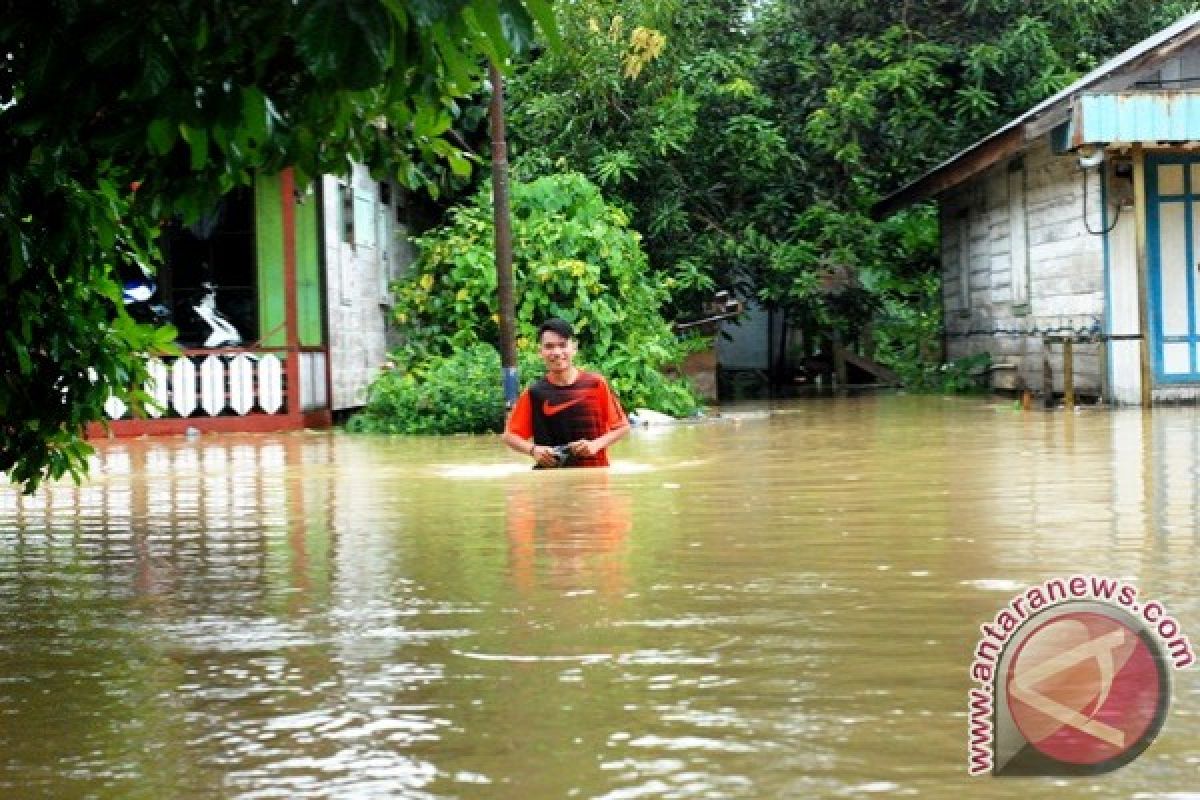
(543, 397, 585, 416)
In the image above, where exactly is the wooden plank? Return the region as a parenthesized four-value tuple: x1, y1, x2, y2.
(282, 169, 303, 420)
(840, 349, 902, 385)
(86, 413, 315, 439)
(170, 358, 197, 417)
(1024, 109, 1070, 141)
(1133, 144, 1153, 407)
(831, 330, 847, 388)
(258, 354, 284, 413)
(1043, 348, 1054, 407)
(873, 128, 1025, 218)
(1063, 339, 1075, 408)
(146, 358, 168, 418)
(229, 355, 255, 415)
(199, 355, 226, 416)
(103, 395, 127, 420)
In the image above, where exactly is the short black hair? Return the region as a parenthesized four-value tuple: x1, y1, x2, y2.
(537, 318, 574, 342)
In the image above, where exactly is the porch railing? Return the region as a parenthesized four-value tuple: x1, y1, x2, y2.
(102, 349, 328, 420)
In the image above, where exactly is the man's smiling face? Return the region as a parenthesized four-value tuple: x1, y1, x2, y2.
(538, 330, 577, 377)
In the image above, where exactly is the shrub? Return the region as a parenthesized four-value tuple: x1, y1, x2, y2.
(347, 344, 518, 434)
(389, 172, 702, 420)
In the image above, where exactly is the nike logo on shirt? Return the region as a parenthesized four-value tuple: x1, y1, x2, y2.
(543, 397, 585, 416)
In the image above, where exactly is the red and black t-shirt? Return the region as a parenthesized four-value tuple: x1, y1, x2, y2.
(506, 371, 627, 467)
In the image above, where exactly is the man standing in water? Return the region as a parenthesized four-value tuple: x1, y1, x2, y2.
(502, 318, 630, 468)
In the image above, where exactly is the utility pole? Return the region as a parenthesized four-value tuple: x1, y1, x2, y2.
(489, 61, 519, 408)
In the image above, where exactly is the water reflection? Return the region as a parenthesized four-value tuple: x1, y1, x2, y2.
(0, 397, 1198, 797)
(505, 471, 633, 597)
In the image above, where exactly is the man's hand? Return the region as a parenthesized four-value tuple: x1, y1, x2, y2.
(531, 445, 560, 467)
(568, 439, 599, 458)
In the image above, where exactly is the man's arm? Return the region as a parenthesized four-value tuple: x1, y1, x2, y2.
(502, 430, 535, 456)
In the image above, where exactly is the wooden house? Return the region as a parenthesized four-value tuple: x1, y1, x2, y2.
(92, 165, 408, 436)
(876, 12, 1200, 405)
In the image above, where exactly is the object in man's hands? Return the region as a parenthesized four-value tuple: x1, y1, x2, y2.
(534, 444, 575, 469)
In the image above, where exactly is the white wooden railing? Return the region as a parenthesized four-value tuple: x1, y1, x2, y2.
(103, 350, 327, 420)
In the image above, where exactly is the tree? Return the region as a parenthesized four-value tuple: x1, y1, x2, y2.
(0, 0, 555, 492)
(506, 0, 773, 313)
(502, 0, 1200, 382)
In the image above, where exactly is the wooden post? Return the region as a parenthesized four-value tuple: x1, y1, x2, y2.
(831, 329, 848, 389)
(1132, 144, 1153, 408)
(1098, 334, 1109, 405)
(1042, 340, 1054, 408)
(281, 168, 301, 420)
(1063, 339, 1074, 409)
(489, 61, 519, 408)
(861, 320, 875, 360)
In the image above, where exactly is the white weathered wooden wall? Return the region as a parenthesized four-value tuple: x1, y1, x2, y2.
(1151, 52, 1200, 88)
(940, 137, 1107, 396)
(322, 165, 413, 411)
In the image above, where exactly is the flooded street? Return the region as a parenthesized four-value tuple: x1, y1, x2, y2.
(1, 394, 1198, 798)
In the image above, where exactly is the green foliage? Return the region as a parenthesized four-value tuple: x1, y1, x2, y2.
(871, 272, 945, 389)
(938, 352, 994, 394)
(503, 0, 1200, 389)
(1, 0, 555, 492)
(873, 346, 993, 394)
(863, 206, 944, 387)
(389, 172, 701, 418)
(347, 344, 514, 434)
(507, 1, 778, 311)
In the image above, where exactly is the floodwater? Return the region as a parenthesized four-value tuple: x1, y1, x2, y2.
(1, 394, 1198, 799)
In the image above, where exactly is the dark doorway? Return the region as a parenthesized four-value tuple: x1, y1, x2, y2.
(158, 188, 258, 347)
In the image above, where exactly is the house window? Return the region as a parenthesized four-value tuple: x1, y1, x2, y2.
(340, 182, 355, 245)
(337, 181, 354, 305)
(1008, 162, 1030, 310)
(353, 189, 376, 250)
(147, 187, 258, 347)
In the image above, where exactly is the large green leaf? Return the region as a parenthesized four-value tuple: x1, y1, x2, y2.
(296, 0, 394, 89)
(520, 0, 559, 47)
(497, 0, 538, 55)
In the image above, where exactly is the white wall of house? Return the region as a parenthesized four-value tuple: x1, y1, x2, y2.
(322, 164, 413, 411)
(939, 137, 1108, 397)
(1105, 168, 1140, 406)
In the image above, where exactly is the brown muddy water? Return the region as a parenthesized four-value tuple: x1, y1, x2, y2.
(1, 394, 1198, 799)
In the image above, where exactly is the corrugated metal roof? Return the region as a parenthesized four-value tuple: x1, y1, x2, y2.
(874, 11, 1200, 216)
(1073, 91, 1200, 143)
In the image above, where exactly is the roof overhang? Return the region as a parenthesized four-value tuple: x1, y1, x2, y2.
(872, 11, 1200, 219)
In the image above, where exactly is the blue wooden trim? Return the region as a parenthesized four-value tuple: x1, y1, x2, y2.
(1147, 155, 1165, 383)
(1146, 154, 1200, 384)
(1188, 163, 1198, 376)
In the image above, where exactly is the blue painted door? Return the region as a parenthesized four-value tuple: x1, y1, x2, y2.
(1147, 156, 1200, 383)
